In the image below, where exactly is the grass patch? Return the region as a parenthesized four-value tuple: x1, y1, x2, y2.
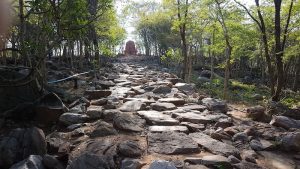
(193, 75, 299, 107)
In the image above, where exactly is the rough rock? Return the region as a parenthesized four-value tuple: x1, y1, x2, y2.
(86, 106, 103, 119)
(189, 132, 239, 157)
(90, 98, 107, 106)
(246, 106, 265, 121)
(152, 85, 172, 94)
(232, 132, 248, 143)
(172, 110, 231, 125)
(148, 160, 176, 169)
(84, 90, 112, 100)
(150, 102, 176, 111)
(250, 139, 275, 151)
(98, 80, 115, 89)
(113, 113, 146, 132)
(158, 98, 186, 106)
(185, 155, 232, 168)
(148, 132, 199, 154)
(149, 126, 189, 133)
(137, 111, 179, 125)
(119, 100, 145, 112)
(270, 116, 300, 129)
(42, 155, 64, 169)
(66, 153, 111, 169)
(90, 121, 117, 138)
(182, 104, 207, 111)
(180, 122, 205, 132)
(228, 155, 241, 164)
(233, 161, 264, 169)
(0, 127, 46, 169)
(102, 109, 121, 122)
(175, 83, 195, 94)
(10, 155, 45, 169)
(118, 141, 143, 157)
(59, 113, 89, 126)
(279, 132, 300, 151)
(241, 150, 258, 163)
(121, 158, 143, 169)
(202, 98, 228, 113)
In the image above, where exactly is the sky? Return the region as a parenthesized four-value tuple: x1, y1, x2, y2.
(116, 0, 254, 43)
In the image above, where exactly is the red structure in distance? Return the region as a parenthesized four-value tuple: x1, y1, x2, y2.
(124, 40, 137, 56)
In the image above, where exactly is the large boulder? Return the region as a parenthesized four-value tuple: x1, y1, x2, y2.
(148, 160, 176, 169)
(202, 98, 228, 113)
(119, 100, 145, 112)
(113, 113, 146, 132)
(189, 132, 239, 157)
(279, 132, 300, 152)
(270, 116, 300, 129)
(0, 127, 47, 169)
(117, 140, 143, 158)
(175, 83, 195, 94)
(148, 132, 199, 154)
(59, 113, 90, 126)
(9, 155, 45, 169)
(66, 153, 111, 169)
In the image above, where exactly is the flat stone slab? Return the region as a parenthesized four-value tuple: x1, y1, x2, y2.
(113, 113, 146, 132)
(158, 98, 185, 106)
(148, 132, 199, 155)
(172, 111, 231, 124)
(151, 102, 176, 111)
(149, 126, 189, 133)
(137, 111, 179, 125)
(185, 155, 231, 168)
(181, 122, 205, 132)
(119, 100, 145, 112)
(189, 132, 239, 157)
(182, 104, 207, 111)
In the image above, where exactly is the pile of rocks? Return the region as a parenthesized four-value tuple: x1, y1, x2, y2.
(0, 56, 299, 169)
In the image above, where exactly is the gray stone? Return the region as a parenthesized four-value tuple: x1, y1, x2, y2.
(148, 160, 176, 169)
(148, 132, 199, 154)
(0, 127, 46, 169)
(10, 155, 45, 169)
(184, 164, 209, 169)
(241, 150, 258, 163)
(59, 113, 89, 126)
(150, 102, 176, 111)
(66, 153, 111, 169)
(84, 90, 112, 100)
(180, 122, 205, 132)
(102, 109, 121, 122)
(86, 106, 103, 119)
(90, 98, 108, 106)
(90, 121, 117, 138)
(67, 124, 83, 131)
(246, 106, 265, 121)
(158, 98, 185, 106)
(118, 141, 143, 157)
(228, 155, 240, 164)
(232, 132, 248, 143)
(172, 111, 231, 125)
(152, 85, 172, 94)
(121, 158, 143, 169)
(270, 116, 300, 129)
(175, 83, 195, 94)
(202, 98, 228, 113)
(42, 155, 64, 169)
(233, 161, 264, 169)
(185, 155, 232, 168)
(113, 113, 146, 132)
(279, 132, 300, 151)
(182, 104, 207, 111)
(137, 111, 179, 125)
(98, 80, 115, 89)
(250, 139, 275, 151)
(149, 126, 189, 133)
(120, 100, 145, 112)
(189, 132, 239, 157)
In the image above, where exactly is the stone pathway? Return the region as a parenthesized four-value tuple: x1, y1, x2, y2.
(1, 56, 299, 169)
